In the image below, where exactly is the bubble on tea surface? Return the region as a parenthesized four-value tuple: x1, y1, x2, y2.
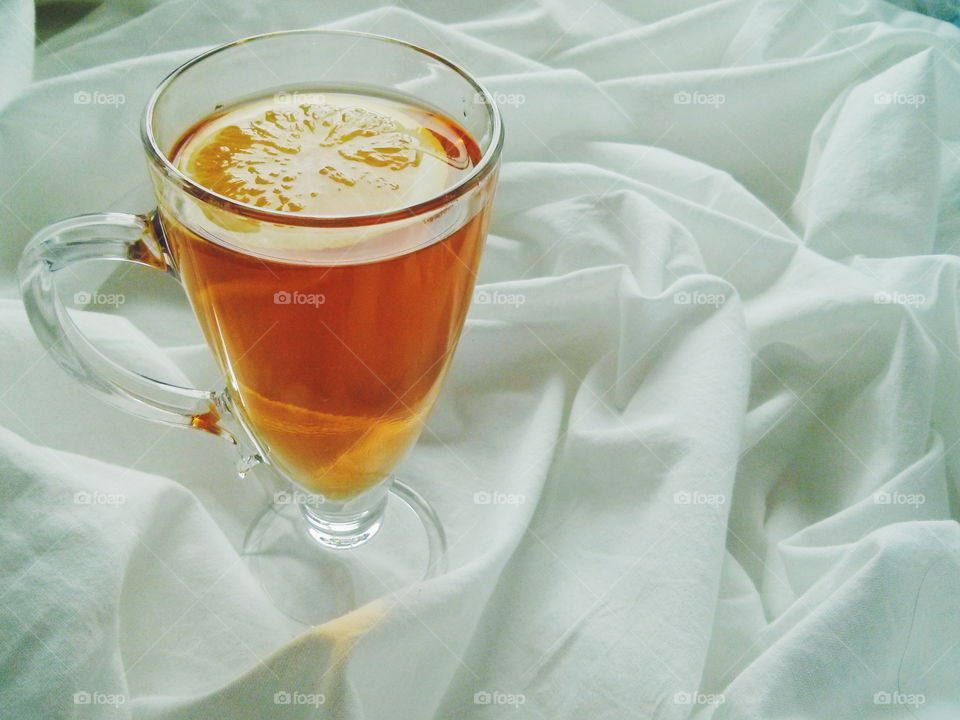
(176, 93, 465, 217)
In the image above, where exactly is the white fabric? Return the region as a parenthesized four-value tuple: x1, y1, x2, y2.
(2, 1, 960, 718)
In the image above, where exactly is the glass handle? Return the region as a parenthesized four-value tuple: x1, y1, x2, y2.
(17, 211, 232, 439)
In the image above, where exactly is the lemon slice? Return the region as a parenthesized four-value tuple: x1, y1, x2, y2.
(175, 92, 453, 217)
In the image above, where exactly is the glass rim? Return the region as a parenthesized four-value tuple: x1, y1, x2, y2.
(141, 29, 504, 228)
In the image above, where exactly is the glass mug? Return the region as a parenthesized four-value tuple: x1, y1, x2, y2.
(18, 30, 503, 622)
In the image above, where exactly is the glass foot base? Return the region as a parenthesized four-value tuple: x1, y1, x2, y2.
(241, 481, 447, 625)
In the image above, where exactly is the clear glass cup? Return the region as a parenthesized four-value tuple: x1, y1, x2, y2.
(18, 30, 503, 623)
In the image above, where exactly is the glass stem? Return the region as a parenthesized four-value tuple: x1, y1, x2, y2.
(299, 482, 391, 549)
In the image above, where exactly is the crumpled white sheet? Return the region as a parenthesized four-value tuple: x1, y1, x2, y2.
(2, 1, 960, 718)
